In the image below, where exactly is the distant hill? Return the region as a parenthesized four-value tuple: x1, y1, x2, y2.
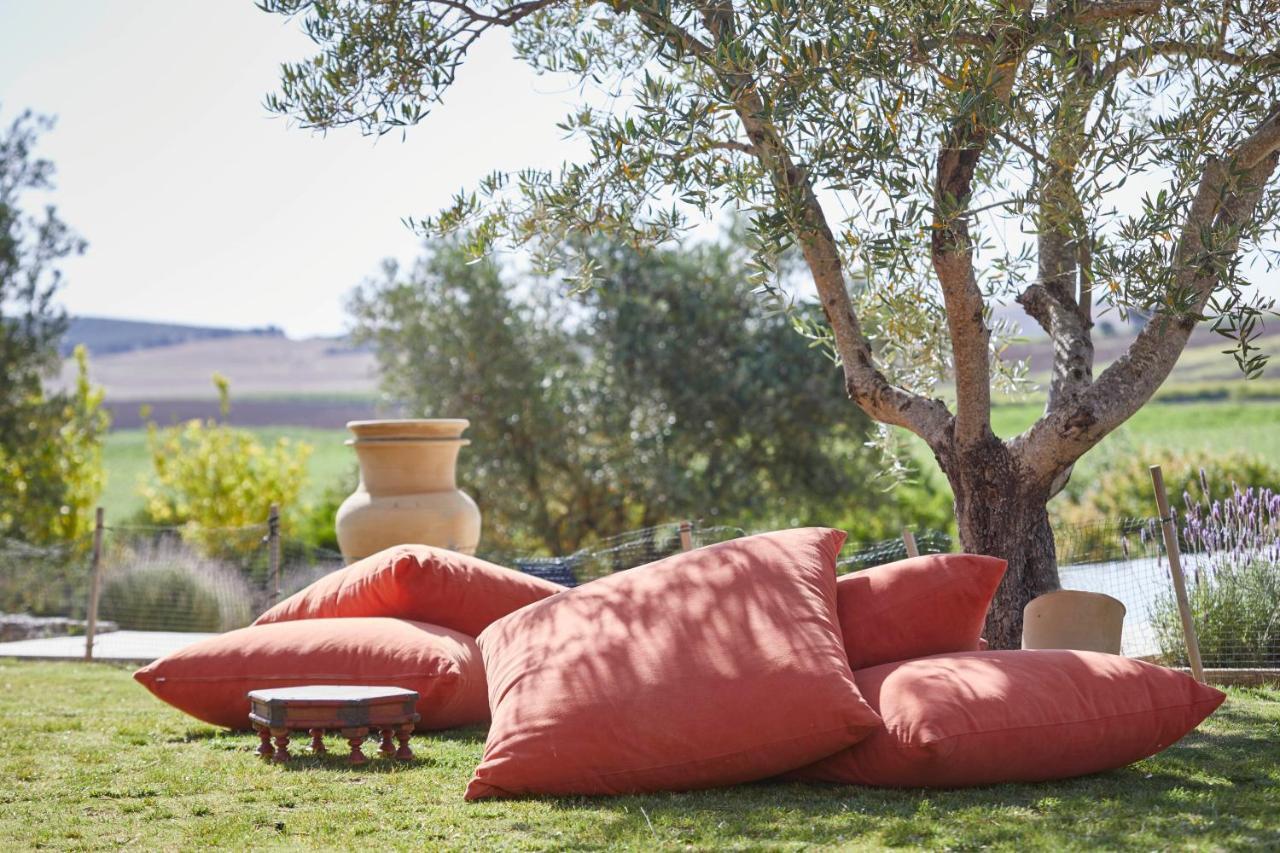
(49, 312, 1277, 430)
(1000, 320, 1280, 389)
(49, 318, 386, 428)
(60, 316, 286, 357)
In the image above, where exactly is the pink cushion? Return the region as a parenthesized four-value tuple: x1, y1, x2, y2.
(253, 544, 564, 636)
(792, 650, 1225, 787)
(837, 554, 1006, 668)
(466, 528, 882, 799)
(134, 617, 489, 730)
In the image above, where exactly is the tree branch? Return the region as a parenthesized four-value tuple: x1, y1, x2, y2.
(1016, 120, 1280, 483)
(1073, 0, 1162, 25)
(668, 0, 957, 445)
(929, 13, 1033, 448)
(1095, 39, 1269, 86)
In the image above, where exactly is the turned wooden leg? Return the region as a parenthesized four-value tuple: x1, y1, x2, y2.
(270, 727, 291, 763)
(395, 722, 414, 761)
(255, 725, 273, 759)
(341, 727, 368, 765)
(309, 729, 326, 754)
(379, 728, 395, 757)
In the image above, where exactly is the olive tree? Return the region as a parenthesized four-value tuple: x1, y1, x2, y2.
(261, 0, 1280, 646)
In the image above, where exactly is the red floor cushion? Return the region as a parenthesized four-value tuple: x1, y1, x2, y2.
(134, 617, 489, 730)
(791, 649, 1225, 787)
(837, 554, 1006, 669)
(253, 544, 564, 636)
(465, 528, 882, 799)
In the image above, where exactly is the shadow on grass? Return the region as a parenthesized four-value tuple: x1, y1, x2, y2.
(271, 752, 440, 774)
(517, 714, 1278, 847)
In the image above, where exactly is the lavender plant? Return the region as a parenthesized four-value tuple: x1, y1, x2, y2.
(1153, 476, 1280, 668)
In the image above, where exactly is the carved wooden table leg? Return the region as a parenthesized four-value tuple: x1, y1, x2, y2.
(309, 729, 326, 754)
(394, 722, 414, 761)
(379, 728, 395, 757)
(270, 727, 291, 763)
(255, 724, 273, 759)
(342, 727, 369, 765)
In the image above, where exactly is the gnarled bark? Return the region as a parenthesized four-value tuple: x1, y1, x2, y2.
(941, 435, 1059, 649)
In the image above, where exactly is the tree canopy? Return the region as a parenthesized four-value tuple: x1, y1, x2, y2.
(262, 0, 1280, 645)
(350, 235, 945, 555)
(0, 107, 106, 545)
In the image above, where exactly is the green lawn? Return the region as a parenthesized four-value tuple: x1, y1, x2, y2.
(989, 398, 1280, 455)
(992, 399, 1280, 493)
(101, 428, 351, 524)
(1, 660, 1277, 850)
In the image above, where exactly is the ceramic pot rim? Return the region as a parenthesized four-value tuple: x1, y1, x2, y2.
(345, 418, 470, 441)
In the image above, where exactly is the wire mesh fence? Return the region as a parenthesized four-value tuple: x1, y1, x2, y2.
(0, 521, 344, 659)
(0, 505, 1275, 670)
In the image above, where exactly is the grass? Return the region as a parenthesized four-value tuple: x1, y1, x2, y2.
(101, 428, 351, 524)
(993, 399, 1280, 491)
(1, 660, 1277, 850)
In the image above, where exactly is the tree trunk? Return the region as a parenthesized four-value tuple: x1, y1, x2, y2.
(944, 440, 1061, 650)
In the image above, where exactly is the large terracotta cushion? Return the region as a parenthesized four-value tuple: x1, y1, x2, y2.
(134, 617, 489, 730)
(466, 528, 882, 799)
(253, 544, 564, 636)
(792, 650, 1225, 787)
(837, 554, 1006, 669)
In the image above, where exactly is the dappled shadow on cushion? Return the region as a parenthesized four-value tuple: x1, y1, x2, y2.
(469, 528, 881, 798)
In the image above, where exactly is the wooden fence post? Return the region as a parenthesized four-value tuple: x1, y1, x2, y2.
(268, 504, 282, 600)
(679, 520, 693, 551)
(1150, 465, 1205, 682)
(84, 507, 105, 661)
(901, 528, 920, 559)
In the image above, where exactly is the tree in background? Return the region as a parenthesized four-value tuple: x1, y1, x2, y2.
(265, 1, 1280, 645)
(0, 108, 107, 545)
(140, 378, 312, 562)
(350, 237, 942, 555)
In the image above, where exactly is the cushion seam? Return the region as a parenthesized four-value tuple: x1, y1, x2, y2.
(895, 695, 1223, 747)
(849, 572, 997, 622)
(150, 671, 450, 684)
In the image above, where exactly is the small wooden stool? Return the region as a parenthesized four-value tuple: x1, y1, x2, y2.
(247, 686, 420, 765)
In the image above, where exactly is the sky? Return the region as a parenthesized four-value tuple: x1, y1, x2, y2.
(0, 0, 587, 338)
(2, 3, 1276, 340)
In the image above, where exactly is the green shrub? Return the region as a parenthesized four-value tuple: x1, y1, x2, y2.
(139, 377, 311, 563)
(1152, 483, 1280, 667)
(1057, 447, 1280, 526)
(291, 472, 353, 554)
(98, 542, 254, 632)
(0, 346, 109, 548)
(1154, 561, 1280, 668)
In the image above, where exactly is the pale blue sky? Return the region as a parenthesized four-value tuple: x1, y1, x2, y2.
(2, 2, 1275, 339)
(0, 0, 585, 337)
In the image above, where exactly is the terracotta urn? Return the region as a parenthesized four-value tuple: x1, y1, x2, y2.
(334, 419, 482, 562)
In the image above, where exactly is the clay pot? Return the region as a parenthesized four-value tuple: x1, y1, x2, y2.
(334, 419, 482, 562)
(1021, 589, 1126, 655)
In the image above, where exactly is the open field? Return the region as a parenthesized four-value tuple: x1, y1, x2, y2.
(992, 398, 1280, 459)
(55, 335, 379, 400)
(0, 660, 1276, 851)
(897, 397, 1280, 508)
(99, 396, 1280, 526)
(102, 427, 352, 524)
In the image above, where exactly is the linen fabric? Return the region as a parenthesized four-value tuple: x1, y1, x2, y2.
(836, 554, 1006, 669)
(791, 649, 1226, 787)
(134, 617, 489, 730)
(466, 527, 882, 799)
(253, 544, 564, 636)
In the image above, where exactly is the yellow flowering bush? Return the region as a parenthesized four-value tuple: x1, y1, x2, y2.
(141, 377, 312, 559)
